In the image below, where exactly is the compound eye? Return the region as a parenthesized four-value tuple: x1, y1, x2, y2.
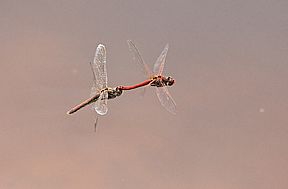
(168, 79, 175, 86)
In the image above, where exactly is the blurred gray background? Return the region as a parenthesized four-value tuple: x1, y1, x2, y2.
(1, 0, 288, 188)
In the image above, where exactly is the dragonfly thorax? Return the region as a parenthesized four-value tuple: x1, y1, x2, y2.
(150, 76, 175, 87)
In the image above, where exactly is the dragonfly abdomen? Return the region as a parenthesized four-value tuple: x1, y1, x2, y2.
(67, 94, 100, 115)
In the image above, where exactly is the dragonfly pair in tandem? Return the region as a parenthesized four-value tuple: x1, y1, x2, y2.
(67, 40, 176, 119)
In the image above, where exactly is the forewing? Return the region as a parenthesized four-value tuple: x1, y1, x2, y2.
(153, 44, 169, 75)
(90, 44, 107, 97)
(94, 90, 108, 115)
(127, 40, 152, 77)
(155, 87, 176, 114)
(89, 61, 98, 97)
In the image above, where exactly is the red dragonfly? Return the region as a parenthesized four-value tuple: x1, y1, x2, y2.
(67, 44, 122, 116)
(119, 40, 176, 114)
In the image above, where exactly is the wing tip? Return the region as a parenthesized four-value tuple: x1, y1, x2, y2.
(98, 43, 105, 48)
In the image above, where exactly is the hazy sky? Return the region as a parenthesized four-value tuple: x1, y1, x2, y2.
(1, 0, 288, 188)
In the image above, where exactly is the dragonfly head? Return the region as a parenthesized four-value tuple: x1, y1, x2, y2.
(114, 86, 123, 96)
(166, 76, 175, 86)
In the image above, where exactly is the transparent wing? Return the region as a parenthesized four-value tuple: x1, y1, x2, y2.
(127, 40, 153, 77)
(153, 44, 169, 75)
(89, 61, 98, 97)
(155, 86, 176, 115)
(90, 44, 107, 97)
(94, 90, 108, 115)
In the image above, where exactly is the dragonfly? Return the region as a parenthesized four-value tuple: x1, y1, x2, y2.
(118, 40, 176, 114)
(67, 44, 122, 118)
